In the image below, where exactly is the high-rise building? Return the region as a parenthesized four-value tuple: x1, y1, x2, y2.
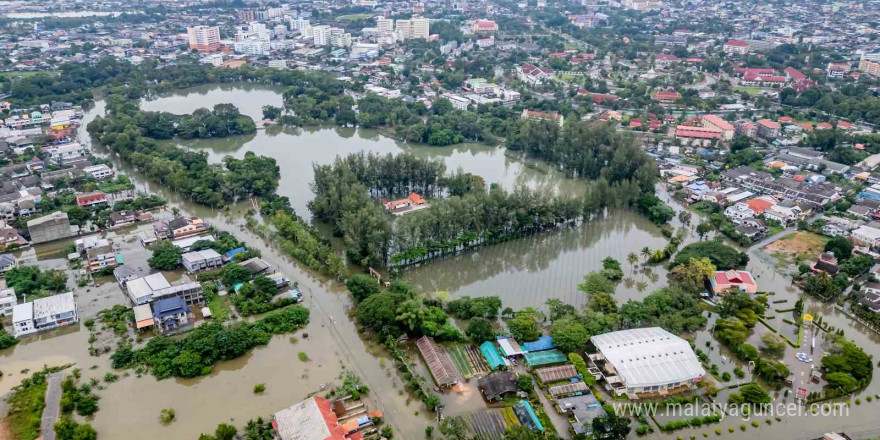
(187, 26, 221, 51)
(395, 16, 429, 40)
(290, 17, 310, 32)
(376, 17, 393, 32)
(313, 25, 331, 46)
(860, 53, 880, 77)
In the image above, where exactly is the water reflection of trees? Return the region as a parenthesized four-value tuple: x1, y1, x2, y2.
(405, 211, 669, 304)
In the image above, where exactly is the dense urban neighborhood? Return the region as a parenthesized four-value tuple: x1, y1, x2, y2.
(2, 0, 880, 440)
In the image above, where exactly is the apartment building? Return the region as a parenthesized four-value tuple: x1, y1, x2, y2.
(187, 26, 221, 52)
(12, 292, 78, 337)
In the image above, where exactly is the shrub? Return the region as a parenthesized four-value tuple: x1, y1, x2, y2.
(159, 408, 175, 424)
(254, 383, 265, 394)
(298, 352, 309, 362)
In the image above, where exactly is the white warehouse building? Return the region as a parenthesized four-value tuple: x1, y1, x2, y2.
(589, 327, 704, 399)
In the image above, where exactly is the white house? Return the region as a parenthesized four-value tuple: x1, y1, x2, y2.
(0, 287, 15, 317)
(12, 292, 78, 337)
(181, 249, 223, 273)
(852, 225, 880, 248)
(83, 164, 115, 180)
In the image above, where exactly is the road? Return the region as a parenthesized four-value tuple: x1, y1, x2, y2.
(749, 227, 797, 251)
(40, 372, 65, 440)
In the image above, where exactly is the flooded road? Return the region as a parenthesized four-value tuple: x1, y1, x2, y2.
(3, 84, 880, 439)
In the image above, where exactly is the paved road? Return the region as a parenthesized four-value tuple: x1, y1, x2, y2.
(40, 372, 65, 440)
(749, 227, 796, 251)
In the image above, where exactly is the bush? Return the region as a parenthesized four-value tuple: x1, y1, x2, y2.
(159, 408, 176, 424)
(254, 383, 265, 394)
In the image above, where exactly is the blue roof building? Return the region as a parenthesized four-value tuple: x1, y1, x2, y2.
(522, 336, 555, 352)
(480, 341, 505, 370)
(152, 296, 188, 333)
(513, 400, 544, 432)
(224, 247, 246, 261)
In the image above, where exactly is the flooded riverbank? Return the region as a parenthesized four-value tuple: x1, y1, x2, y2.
(4, 83, 880, 440)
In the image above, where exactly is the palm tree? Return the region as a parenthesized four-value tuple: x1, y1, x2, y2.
(640, 246, 651, 262)
(627, 252, 638, 269)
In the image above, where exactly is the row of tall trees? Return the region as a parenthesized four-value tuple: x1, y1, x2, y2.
(507, 120, 658, 192)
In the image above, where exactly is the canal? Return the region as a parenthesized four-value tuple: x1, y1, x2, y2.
(2, 84, 880, 439)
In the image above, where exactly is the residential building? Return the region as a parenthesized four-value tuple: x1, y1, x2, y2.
(710, 270, 758, 295)
(521, 110, 563, 127)
(557, 391, 605, 436)
(589, 327, 704, 399)
(478, 371, 519, 401)
(723, 39, 749, 55)
(859, 55, 880, 77)
(811, 253, 840, 275)
(381, 193, 428, 215)
(471, 20, 499, 34)
(396, 16, 429, 40)
(274, 396, 366, 440)
(0, 253, 17, 273)
(651, 90, 681, 104)
(154, 216, 207, 239)
(133, 303, 154, 330)
(312, 25, 331, 46)
(517, 64, 553, 86)
(45, 143, 87, 165)
(859, 283, 880, 313)
(125, 272, 204, 306)
(756, 119, 781, 139)
(701, 115, 735, 141)
(108, 211, 136, 228)
(76, 192, 108, 208)
(152, 296, 189, 334)
(181, 249, 223, 273)
(187, 26, 221, 52)
(852, 225, 880, 248)
(86, 244, 121, 273)
(0, 286, 15, 317)
(376, 17, 393, 33)
(27, 211, 73, 244)
(826, 62, 850, 78)
(12, 292, 78, 337)
(82, 164, 114, 180)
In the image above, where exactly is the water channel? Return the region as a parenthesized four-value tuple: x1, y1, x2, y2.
(2, 84, 880, 439)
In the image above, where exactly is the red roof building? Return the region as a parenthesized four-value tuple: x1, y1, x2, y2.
(651, 90, 681, 103)
(675, 125, 722, 140)
(521, 109, 564, 127)
(273, 396, 369, 440)
(471, 20, 498, 33)
(710, 270, 757, 295)
(778, 116, 793, 124)
(838, 121, 852, 130)
(816, 122, 833, 130)
(784, 67, 807, 81)
(746, 197, 775, 214)
(76, 192, 107, 208)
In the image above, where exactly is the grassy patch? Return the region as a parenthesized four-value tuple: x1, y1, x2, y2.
(206, 294, 232, 321)
(733, 86, 769, 96)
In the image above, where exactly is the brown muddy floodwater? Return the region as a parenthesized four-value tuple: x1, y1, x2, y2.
(4, 84, 880, 440)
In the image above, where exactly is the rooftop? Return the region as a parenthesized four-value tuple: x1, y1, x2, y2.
(590, 327, 704, 389)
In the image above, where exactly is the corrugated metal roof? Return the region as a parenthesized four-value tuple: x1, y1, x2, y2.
(416, 336, 458, 387)
(590, 327, 704, 389)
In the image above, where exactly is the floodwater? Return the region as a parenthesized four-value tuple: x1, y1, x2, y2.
(4, 84, 880, 440)
(141, 84, 586, 218)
